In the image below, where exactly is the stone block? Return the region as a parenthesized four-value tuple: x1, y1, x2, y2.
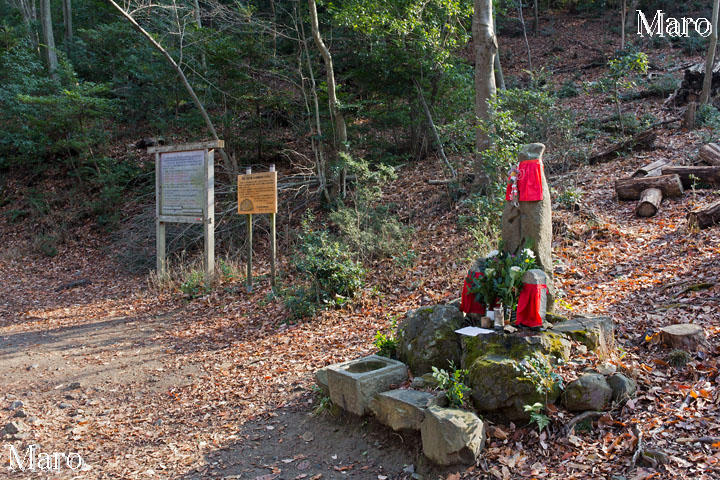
(370, 389, 445, 431)
(326, 355, 408, 416)
(551, 315, 615, 353)
(315, 367, 330, 396)
(420, 406, 486, 466)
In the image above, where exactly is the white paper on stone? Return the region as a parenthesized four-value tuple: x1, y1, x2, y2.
(454, 326, 495, 337)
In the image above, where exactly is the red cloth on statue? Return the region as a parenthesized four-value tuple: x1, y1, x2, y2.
(516, 283, 547, 327)
(461, 272, 486, 315)
(505, 159, 544, 202)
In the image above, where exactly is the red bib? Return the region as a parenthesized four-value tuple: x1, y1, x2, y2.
(506, 159, 544, 202)
(461, 272, 486, 315)
(516, 283, 548, 328)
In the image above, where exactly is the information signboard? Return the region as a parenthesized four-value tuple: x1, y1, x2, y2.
(160, 150, 205, 217)
(237, 172, 278, 214)
(149, 140, 222, 283)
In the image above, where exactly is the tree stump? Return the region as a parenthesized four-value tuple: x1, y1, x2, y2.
(635, 188, 662, 217)
(683, 101, 697, 130)
(659, 324, 708, 352)
(688, 200, 720, 229)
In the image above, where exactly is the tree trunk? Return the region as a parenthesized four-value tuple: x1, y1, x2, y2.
(688, 199, 720, 229)
(533, 0, 538, 34)
(625, 0, 638, 31)
(615, 174, 684, 200)
(106, 0, 236, 176)
(701, 0, 720, 105)
(414, 79, 456, 178)
(699, 143, 720, 166)
(635, 188, 662, 217)
(517, 0, 532, 68)
(473, 0, 497, 160)
(62, 0, 72, 45)
(40, 0, 58, 81)
(192, 0, 207, 70)
(660, 165, 720, 188)
(493, 15, 506, 90)
(12, 0, 39, 48)
(620, 0, 626, 50)
(296, 3, 330, 203)
(308, 0, 348, 198)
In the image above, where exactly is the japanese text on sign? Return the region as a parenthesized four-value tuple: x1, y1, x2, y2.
(160, 150, 205, 216)
(237, 172, 277, 214)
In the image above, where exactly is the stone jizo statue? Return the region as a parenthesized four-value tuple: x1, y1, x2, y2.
(501, 143, 554, 312)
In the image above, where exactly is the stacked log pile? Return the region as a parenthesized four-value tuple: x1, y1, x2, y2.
(669, 61, 720, 105)
(613, 143, 720, 228)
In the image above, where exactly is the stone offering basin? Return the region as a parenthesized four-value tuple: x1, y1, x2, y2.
(326, 355, 408, 416)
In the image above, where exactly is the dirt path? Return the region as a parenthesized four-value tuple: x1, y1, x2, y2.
(0, 254, 423, 479)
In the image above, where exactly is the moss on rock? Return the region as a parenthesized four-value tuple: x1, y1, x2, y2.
(466, 354, 560, 420)
(397, 304, 464, 376)
(461, 331, 570, 369)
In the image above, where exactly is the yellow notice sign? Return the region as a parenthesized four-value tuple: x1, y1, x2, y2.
(237, 171, 277, 214)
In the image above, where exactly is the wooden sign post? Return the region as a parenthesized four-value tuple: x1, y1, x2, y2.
(150, 140, 222, 285)
(238, 165, 278, 292)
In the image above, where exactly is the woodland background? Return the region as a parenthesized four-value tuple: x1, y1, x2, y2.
(1, 0, 720, 479)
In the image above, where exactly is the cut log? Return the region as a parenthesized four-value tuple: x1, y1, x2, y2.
(589, 130, 657, 164)
(615, 174, 683, 201)
(698, 143, 720, 166)
(660, 166, 720, 188)
(688, 200, 720, 229)
(659, 324, 708, 352)
(632, 159, 669, 178)
(635, 188, 662, 217)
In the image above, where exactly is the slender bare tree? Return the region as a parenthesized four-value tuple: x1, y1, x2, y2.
(40, 0, 58, 81)
(701, 0, 720, 105)
(308, 0, 348, 197)
(474, 0, 497, 158)
(106, 0, 236, 174)
(62, 0, 73, 45)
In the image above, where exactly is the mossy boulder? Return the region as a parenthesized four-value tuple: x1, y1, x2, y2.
(461, 330, 571, 368)
(397, 304, 464, 376)
(562, 373, 612, 411)
(461, 331, 567, 420)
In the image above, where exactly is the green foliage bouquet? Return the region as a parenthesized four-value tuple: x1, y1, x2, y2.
(470, 246, 537, 311)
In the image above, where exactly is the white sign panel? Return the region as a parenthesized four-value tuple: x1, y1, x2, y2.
(160, 150, 205, 216)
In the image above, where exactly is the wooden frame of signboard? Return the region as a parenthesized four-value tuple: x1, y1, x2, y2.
(149, 140, 222, 284)
(237, 166, 278, 292)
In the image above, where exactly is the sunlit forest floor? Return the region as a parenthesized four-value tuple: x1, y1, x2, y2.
(2, 11, 720, 480)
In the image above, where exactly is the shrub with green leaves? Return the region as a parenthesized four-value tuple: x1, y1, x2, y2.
(598, 51, 649, 135)
(523, 402, 550, 433)
(180, 270, 208, 298)
(285, 212, 365, 319)
(516, 353, 563, 433)
(697, 104, 720, 130)
(515, 353, 563, 397)
(329, 154, 411, 261)
(432, 361, 471, 408)
(374, 318, 398, 358)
